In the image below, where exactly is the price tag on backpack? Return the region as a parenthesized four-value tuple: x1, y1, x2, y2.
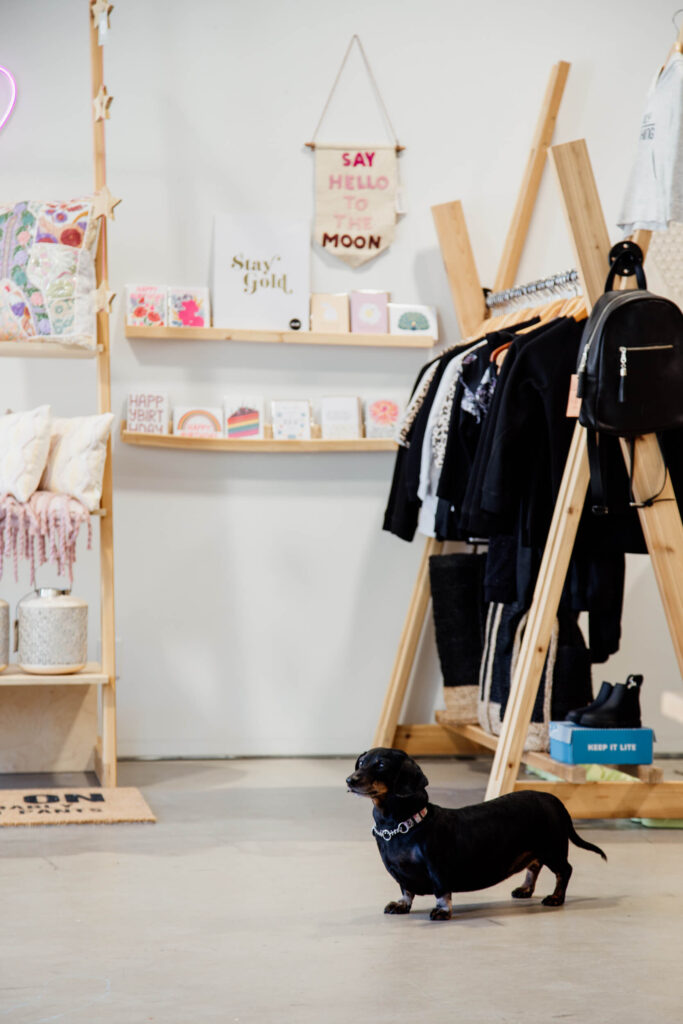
(566, 374, 582, 418)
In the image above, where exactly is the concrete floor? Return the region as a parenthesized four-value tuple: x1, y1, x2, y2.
(1, 757, 683, 1023)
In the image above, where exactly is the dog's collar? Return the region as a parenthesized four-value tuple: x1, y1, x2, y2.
(372, 807, 428, 841)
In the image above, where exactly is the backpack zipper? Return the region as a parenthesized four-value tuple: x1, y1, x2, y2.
(618, 343, 674, 402)
(576, 292, 648, 395)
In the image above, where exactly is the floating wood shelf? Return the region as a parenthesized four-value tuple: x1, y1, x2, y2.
(120, 423, 396, 453)
(125, 324, 435, 349)
(0, 662, 108, 687)
(0, 341, 100, 359)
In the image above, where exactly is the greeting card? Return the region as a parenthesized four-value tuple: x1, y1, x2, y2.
(364, 396, 402, 439)
(310, 293, 350, 333)
(350, 291, 388, 334)
(223, 396, 265, 439)
(320, 396, 362, 440)
(212, 215, 310, 330)
(388, 302, 438, 340)
(271, 400, 312, 441)
(172, 406, 223, 438)
(126, 285, 166, 327)
(127, 390, 170, 434)
(167, 287, 211, 328)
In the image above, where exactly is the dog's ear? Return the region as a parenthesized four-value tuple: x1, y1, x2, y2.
(394, 756, 429, 797)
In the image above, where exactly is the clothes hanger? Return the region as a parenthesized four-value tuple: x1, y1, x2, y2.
(676, 9, 683, 51)
(657, 10, 683, 76)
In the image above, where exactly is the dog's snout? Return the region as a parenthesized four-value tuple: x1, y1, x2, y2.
(346, 773, 357, 787)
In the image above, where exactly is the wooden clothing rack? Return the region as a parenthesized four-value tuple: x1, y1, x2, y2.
(373, 63, 683, 818)
(0, 1, 118, 786)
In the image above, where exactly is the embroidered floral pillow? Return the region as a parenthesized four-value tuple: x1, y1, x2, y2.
(0, 199, 100, 351)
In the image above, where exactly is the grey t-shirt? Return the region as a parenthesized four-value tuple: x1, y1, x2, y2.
(618, 53, 683, 234)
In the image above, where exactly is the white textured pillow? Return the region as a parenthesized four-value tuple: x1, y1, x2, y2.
(41, 413, 115, 511)
(0, 405, 52, 501)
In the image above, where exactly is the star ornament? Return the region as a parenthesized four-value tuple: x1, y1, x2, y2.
(92, 185, 122, 221)
(93, 84, 113, 122)
(90, 0, 113, 31)
(94, 281, 116, 314)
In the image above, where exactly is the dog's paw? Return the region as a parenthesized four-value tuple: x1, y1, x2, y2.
(384, 900, 411, 915)
(429, 907, 452, 921)
(541, 894, 565, 907)
(511, 886, 533, 899)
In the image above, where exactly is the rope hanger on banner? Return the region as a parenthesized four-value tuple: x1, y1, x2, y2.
(305, 35, 404, 153)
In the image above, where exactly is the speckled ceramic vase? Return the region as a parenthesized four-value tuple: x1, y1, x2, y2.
(0, 599, 8, 671)
(17, 588, 88, 675)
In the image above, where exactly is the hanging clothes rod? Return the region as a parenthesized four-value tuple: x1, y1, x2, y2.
(486, 268, 579, 309)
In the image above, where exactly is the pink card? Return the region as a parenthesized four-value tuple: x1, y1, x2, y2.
(350, 291, 389, 334)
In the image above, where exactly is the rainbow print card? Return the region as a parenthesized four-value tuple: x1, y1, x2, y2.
(223, 397, 265, 440)
(172, 406, 223, 438)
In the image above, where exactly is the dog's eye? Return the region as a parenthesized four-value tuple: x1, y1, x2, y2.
(376, 760, 385, 771)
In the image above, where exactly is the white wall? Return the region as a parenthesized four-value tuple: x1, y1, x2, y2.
(3, 0, 683, 754)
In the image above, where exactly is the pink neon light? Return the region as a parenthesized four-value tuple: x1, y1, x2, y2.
(0, 66, 17, 134)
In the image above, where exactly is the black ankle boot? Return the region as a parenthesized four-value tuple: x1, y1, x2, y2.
(565, 681, 613, 724)
(580, 674, 643, 728)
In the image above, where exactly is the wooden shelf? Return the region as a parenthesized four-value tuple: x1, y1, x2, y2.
(125, 324, 435, 349)
(0, 662, 108, 687)
(0, 341, 98, 359)
(120, 424, 396, 453)
(434, 713, 663, 784)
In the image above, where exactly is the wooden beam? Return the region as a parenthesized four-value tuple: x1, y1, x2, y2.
(431, 201, 486, 338)
(515, 780, 683, 820)
(90, 8, 117, 787)
(486, 140, 614, 800)
(485, 423, 590, 799)
(494, 61, 571, 291)
(393, 723, 487, 756)
(548, 138, 613, 306)
(373, 537, 444, 748)
(620, 435, 683, 681)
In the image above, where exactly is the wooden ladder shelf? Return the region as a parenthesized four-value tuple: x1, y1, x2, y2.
(373, 64, 683, 818)
(0, 2, 118, 786)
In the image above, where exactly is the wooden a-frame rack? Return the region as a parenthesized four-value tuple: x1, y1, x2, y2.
(0, 2, 118, 786)
(373, 62, 683, 819)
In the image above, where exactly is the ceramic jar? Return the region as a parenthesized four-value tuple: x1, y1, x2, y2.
(0, 599, 8, 671)
(17, 588, 88, 674)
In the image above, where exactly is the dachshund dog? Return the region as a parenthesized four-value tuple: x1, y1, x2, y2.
(346, 747, 606, 920)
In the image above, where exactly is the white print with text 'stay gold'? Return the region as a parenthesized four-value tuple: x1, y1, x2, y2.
(212, 216, 310, 330)
(314, 145, 398, 267)
(231, 254, 293, 296)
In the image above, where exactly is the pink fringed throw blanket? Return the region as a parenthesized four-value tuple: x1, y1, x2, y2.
(0, 491, 92, 584)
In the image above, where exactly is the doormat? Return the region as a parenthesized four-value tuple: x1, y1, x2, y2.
(0, 787, 156, 826)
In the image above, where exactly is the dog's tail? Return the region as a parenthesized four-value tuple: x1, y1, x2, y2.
(568, 824, 607, 861)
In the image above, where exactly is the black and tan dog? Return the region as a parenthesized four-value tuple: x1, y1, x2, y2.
(346, 747, 606, 920)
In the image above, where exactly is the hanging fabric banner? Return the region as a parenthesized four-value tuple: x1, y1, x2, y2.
(314, 144, 398, 268)
(307, 36, 403, 268)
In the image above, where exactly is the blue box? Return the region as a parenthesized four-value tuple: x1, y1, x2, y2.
(549, 721, 654, 765)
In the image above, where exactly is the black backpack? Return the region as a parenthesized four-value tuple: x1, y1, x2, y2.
(576, 241, 683, 513)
